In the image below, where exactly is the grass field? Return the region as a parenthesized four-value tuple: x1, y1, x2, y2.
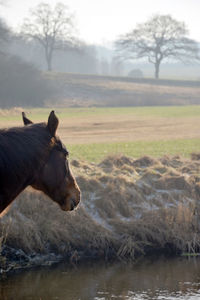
(1, 105, 200, 161)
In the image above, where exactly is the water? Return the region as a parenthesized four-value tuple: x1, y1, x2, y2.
(1, 257, 200, 300)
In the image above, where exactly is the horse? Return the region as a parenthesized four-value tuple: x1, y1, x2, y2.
(0, 111, 80, 216)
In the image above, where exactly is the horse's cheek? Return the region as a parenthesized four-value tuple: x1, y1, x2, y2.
(42, 164, 55, 187)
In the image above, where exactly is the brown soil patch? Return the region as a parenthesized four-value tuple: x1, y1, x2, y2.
(58, 116, 200, 144)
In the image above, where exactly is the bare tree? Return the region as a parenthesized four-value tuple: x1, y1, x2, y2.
(115, 15, 200, 79)
(21, 2, 79, 71)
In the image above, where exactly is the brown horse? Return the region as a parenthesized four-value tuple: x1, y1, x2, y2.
(0, 111, 80, 215)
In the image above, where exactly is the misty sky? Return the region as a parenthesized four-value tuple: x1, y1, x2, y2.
(1, 0, 200, 45)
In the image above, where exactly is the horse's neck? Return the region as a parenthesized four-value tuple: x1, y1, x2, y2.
(0, 127, 50, 214)
(0, 172, 33, 214)
(0, 145, 47, 214)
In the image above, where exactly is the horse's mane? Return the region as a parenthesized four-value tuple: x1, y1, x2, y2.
(0, 123, 52, 187)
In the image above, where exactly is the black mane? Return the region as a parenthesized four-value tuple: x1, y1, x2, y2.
(0, 123, 52, 190)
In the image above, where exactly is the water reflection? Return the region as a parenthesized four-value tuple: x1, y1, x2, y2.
(1, 257, 200, 300)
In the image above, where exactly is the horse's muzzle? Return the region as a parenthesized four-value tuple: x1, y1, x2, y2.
(60, 193, 80, 211)
(70, 197, 79, 211)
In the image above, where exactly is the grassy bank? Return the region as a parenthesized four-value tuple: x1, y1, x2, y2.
(0, 154, 200, 272)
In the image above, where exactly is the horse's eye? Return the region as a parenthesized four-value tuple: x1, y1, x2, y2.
(63, 149, 69, 157)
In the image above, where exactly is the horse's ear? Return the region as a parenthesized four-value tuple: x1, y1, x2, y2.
(22, 112, 33, 125)
(47, 110, 59, 137)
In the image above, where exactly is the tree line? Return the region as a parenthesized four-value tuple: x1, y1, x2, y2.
(20, 3, 200, 79)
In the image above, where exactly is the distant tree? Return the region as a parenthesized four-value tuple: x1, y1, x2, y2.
(10, 37, 98, 74)
(128, 69, 143, 78)
(115, 15, 200, 79)
(21, 2, 79, 71)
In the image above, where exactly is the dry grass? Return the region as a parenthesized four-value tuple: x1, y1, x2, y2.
(1, 154, 200, 271)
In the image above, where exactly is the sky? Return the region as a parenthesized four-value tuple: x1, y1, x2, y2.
(1, 0, 200, 45)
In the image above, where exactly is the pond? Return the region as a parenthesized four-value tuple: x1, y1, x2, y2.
(1, 257, 200, 300)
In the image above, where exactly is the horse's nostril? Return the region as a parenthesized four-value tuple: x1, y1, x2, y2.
(70, 198, 77, 211)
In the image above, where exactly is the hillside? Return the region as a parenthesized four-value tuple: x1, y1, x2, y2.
(47, 72, 200, 107)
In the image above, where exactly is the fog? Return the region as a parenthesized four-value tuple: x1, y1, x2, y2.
(9, 37, 200, 79)
(0, 1, 199, 108)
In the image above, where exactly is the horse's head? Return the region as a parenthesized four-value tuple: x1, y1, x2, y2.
(22, 111, 81, 211)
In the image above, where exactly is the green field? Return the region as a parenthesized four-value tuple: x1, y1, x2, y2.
(68, 138, 200, 162)
(1, 105, 200, 162)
